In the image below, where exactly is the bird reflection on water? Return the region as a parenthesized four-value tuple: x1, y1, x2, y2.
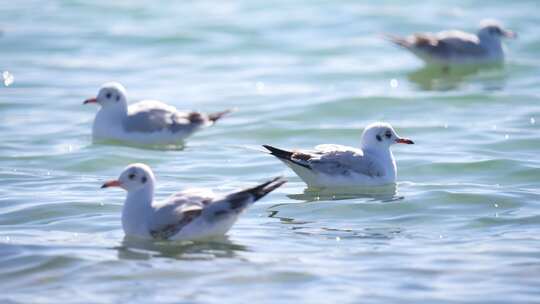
(116, 236, 248, 261)
(407, 64, 507, 91)
(93, 138, 186, 151)
(287, 183, 401, 202)
(267, 183, 404, 240)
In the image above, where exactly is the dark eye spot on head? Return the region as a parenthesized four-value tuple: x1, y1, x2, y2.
(106, 92, 112, 99)
(141, 176, 147, 184)
(376, 134, 382, 142)
(128, 173, 135, 180)
(489, 27, 502, 35)
(385, 131, 392, 138)
(115, 95, 120, 102)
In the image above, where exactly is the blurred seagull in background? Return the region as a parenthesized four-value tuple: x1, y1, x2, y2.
(263, 122, 414, 188)
(385, 19, 516, 67)
(101, 163, 286, 241)
(84, 82, 231, 145)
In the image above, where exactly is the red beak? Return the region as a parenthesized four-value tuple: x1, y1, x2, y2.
(101, 179, 122, 189)
(396, 138, 414, 144)
(84, 97, 97, 105)
(503, 30, 517, 39)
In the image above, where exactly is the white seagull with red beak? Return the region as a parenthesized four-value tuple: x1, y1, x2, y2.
(101, 163, 286, 241)
(84, 82, 231, 145)
(263, 122, 414, 188)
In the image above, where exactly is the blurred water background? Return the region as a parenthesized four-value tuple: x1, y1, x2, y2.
(1, 0, 540, 303)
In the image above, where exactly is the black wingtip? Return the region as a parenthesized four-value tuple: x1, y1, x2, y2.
(382, 33, 410, 48)
(225, 177, 287, 212)
(262, 145, 311, 170)
(208, 109, 233, 123)
(248, 176, 287, 201)
(262, 145, 293, 160)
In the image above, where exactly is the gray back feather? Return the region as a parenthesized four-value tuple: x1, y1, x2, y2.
(124, 108, 197, 133)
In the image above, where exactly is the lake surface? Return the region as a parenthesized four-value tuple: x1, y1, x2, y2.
(1, 1, 539, 303)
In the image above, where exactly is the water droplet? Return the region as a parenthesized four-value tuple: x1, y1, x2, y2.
(494, 203, 499, 208)
(5, 236, 10, 242)
(335, 236, 341, 241)
(443, 123, 448, 129)
(390, 78, 399, 88)
(99, 202, 104, 206)
(255, 81, 265, 93)
(2, 71, 14, 86)
(439, 235, 443, 239)
(68, 144, 73, 152)
(530, 117, 536, 125)
(504, 134, 509, 140)
(492, 125, 497, 130)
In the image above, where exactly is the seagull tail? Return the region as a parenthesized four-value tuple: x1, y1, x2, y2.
(262, 144, 294, 160)
(381, 33, 411, 48)
(262, 145, 311, 170)
(240, 176, 287, 201)
(216, 177, 286, 214)
(208, 109, 234, 123)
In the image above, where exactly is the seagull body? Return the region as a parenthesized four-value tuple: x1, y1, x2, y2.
(263, 122, 413, 188)
(102, 163, 286, 241)
(84, 82, 230, 145)
(386, 20, 516, 66)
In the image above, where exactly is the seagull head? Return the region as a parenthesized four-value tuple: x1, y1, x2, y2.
(101, 163, 155, 192)
(361, 122, 414, 150)
(84, 82, 128, 111)
(478, 19, 516, 40)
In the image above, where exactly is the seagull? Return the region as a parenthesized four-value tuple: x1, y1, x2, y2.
(262, 122, 414, 188)
(386, 19, 516, 66)
(101, 163, 286, 241)
(84, 82, 231, 145)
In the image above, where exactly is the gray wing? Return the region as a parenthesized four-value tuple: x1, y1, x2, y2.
(149, 210, 202, 240)
(435, 30, 487, 57)
(415, 32, 487, 59)
(313, 147, 383, 177)
(388, 31, 486, 59)
(149, 189, 214, 240)
(148, 178, 285, 239)
(124, 100, 203, 134)
(294, 145, 383, 177)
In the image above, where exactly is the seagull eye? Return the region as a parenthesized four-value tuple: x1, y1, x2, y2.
(385, 131, 392, 138)
(128, 173, 135, 180)
(489, 27, 501, 35)
(106, 92, 112, 99)
(141, 176, 147, 184)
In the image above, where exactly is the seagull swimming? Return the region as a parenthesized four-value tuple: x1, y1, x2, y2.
(101, 163, 286, 241)
(386, 19, 516, 66)
(84, 82, 231, 145)
(263, 122, 414, 188)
